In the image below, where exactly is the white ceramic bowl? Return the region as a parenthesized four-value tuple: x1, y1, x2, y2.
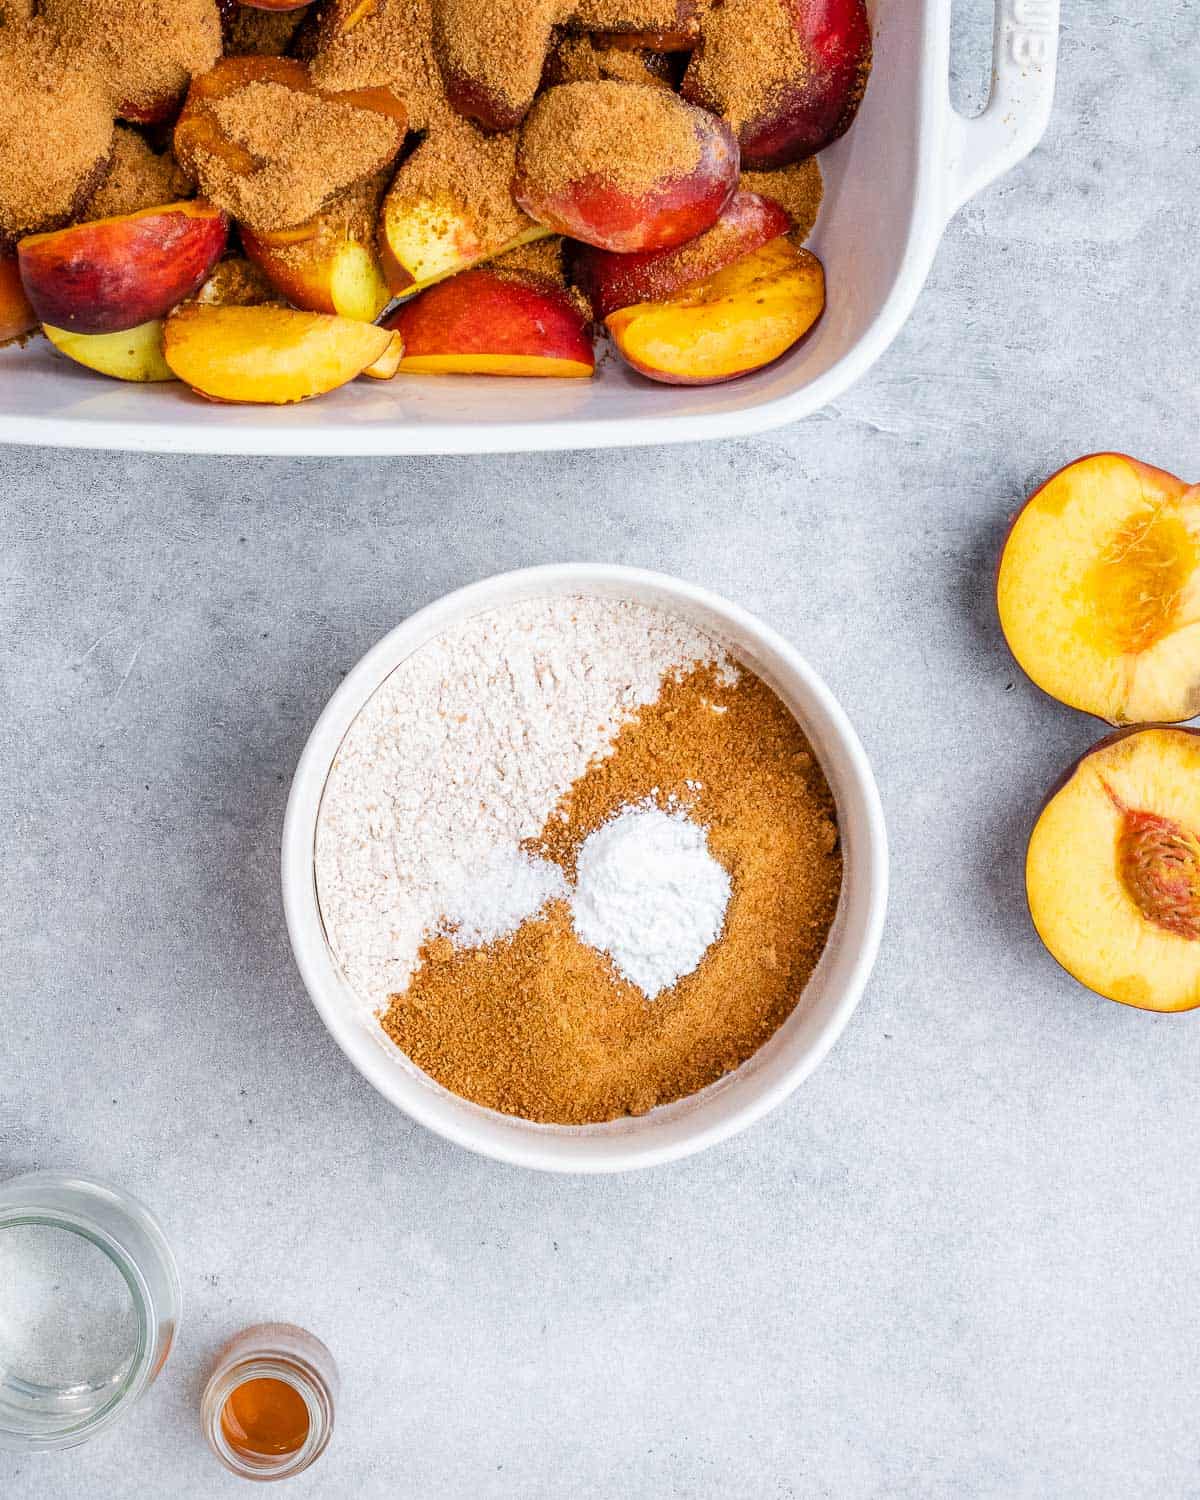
(0, 0, 1058, 455)
(282, 565, 887, 1171)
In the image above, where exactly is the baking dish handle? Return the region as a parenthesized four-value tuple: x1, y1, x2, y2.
(943, 0, 1060, 216)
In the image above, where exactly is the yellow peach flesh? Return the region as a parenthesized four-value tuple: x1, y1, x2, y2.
(163, 304, 391, 403)
(605, 237, 824, 384)
(998, 454, 1200, 724)
(396, 352, 593, 377)
(1027, 728, 1200, 1012)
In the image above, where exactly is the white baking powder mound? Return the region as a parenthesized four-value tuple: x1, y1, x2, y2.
(315, 596, 735, 1012)
(571, 804, 731, 998)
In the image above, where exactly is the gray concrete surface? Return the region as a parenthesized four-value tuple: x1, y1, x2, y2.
(4, 6, 1200, 1496)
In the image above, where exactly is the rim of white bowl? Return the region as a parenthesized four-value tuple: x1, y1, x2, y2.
(281, 564, 888, 1173)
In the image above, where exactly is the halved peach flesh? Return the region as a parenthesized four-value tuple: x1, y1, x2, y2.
(997, 454, 1200, 724)
(1027, 727, 1200, 1012)
(44, 319, 175, 382)
(163, 303, 392, 402)
(605, 236, 823, 384)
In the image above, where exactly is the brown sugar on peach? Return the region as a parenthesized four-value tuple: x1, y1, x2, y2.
(308, 0, 447, 133)
(514, 81, 738, 252)
(175, 59, 406, 230)
(40, 0, 223, 123)
(0, 22, 113, 248)
(82, 128, 193, 223)
(739, 157, 823, 241)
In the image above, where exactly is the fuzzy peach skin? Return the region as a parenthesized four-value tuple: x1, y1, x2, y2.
(163, 303, 393, 403)
(18, 202, 229, 336)
(605, 235, 823, 384)
(43, 319, 175, 382)
(997, 454, 1200, 726)
(385, 269, 594, 376)
(1027, 727, 1200, 1013)
(683, 0, 871, 168)
(0, 254, 36, 344)
(571, 189, 791, 319)
(513, 85, 739, 253)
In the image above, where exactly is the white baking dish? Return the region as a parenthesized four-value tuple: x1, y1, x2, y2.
(0, 0, 1058, 455)
(281, 565, 888, 1171)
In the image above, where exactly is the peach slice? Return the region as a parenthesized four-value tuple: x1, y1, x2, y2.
(379, 120, 551, 296)
(163, 303, 393, 402)
(997, 454, 1200, 725)
(1027, 727, 1200, 1012)
(605, 235, 823, 384)
(361, 329, 405, 380)
(43, 319, 175, 382)
(242, 176, 391, 321)
(571, 189, 791, 319)
(385, 269, 594, 377)
(0, 253, 36, 345)
(683, 0, 871, 168)
(17, 202, 229, 336)
(513, 82, 739, 253)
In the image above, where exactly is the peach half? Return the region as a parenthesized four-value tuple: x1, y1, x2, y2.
(997, 454, 1200, 725)
(163, 303, 393, 403)
(385, 269, 594, 377)
(605, 236, 823, 384)
(1027, 727, 1200, 1012)
(18, 202, 229, 336)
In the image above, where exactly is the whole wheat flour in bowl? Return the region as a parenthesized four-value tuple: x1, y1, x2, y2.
(314, 591, 843, 1125)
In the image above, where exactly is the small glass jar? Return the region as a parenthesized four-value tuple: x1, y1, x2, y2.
(0, 1170, 180, 1452)
(201, 1323, 337, 1482)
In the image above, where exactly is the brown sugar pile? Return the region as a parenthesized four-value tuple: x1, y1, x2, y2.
(308, 0, 448, 133)
(0, 21, 112, 246)
(683, 0, 810, 132)
(40, 0, 222, 117)
(544, 34, 674, 90)
(183, 80, 405, 230)
(740, 158, 823, 242)
(84, 127, 191, 221)
(517, 81, 703, 196)
(383, 662, 842, 1124)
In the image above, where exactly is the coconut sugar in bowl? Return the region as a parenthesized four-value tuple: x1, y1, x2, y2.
(283, 566, 886, 1172)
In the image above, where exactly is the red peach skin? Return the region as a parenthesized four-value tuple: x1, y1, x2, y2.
(514, 90, 739, 252)
(386, 269, 594, 376)
(571, 190, 791, 318)
(684, 0, 871, 168)
(18, 202, 229, 335)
